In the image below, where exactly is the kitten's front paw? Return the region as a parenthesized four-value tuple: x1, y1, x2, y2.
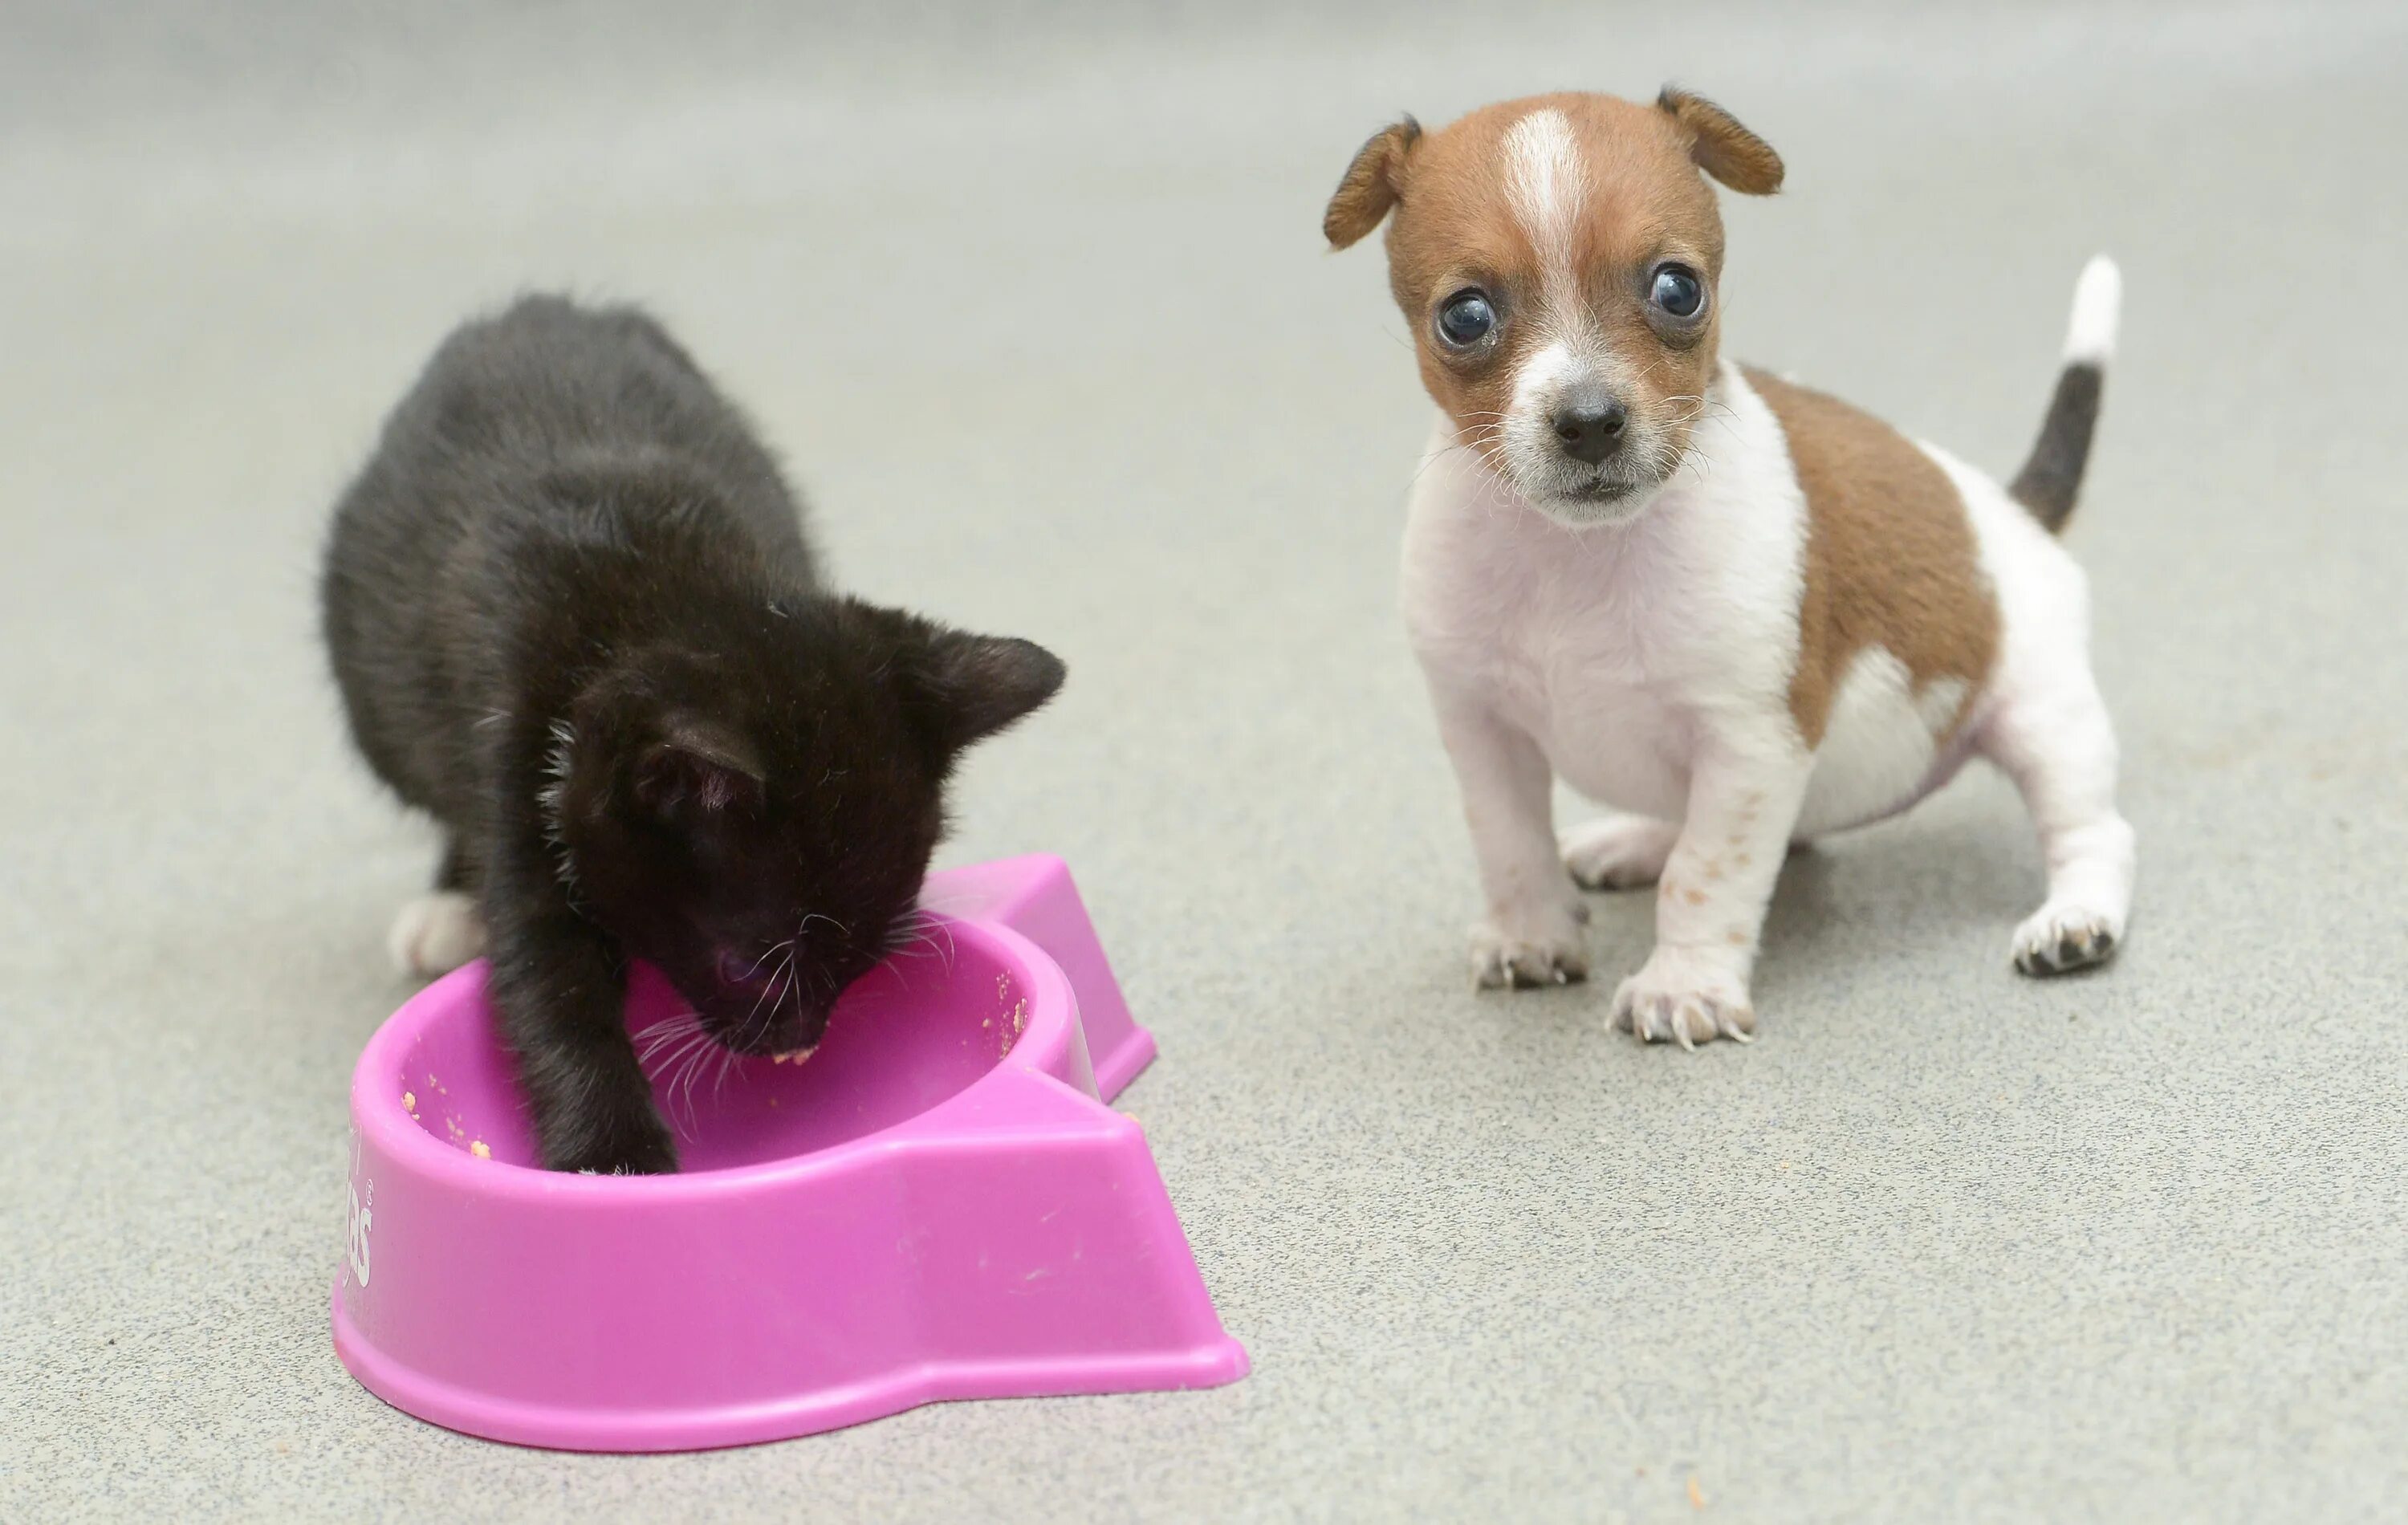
(1470, 904, 1589, 990)
(2011, 900, 2124, 976)
(542, 1105, 677, 1176)
(388, 892, 486, 978)
(1611, 954, 1755, 1047)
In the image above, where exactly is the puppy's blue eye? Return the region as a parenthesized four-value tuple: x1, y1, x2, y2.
(1436, 289, 1496, 347)
(1650, 265, 1705, 319)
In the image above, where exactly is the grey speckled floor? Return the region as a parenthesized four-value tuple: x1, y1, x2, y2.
(6, 2, 2406, 1520)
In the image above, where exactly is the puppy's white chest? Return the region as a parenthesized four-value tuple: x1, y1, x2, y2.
(1527, 628, 1693, 817)
(1401, 460, 1767, 819)
(1400, 394, 1819, 819)
(1493, 568, 1691, 814)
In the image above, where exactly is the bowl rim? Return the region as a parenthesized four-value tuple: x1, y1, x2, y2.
(349, 913, 1078, 1204)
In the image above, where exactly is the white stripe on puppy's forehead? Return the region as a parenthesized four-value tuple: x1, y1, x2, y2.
(1503, 108, 1584, 314)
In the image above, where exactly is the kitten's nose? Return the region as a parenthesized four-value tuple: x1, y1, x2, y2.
(716, 948, 777, 993)
(1552, 389, 1629, 465)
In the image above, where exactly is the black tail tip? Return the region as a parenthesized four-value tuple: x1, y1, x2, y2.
(2009, 257, 2119, 533)
(2008, 360, 2105, 534)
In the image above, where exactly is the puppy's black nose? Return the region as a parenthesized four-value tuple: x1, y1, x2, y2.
(1552, 392, 1629, 465)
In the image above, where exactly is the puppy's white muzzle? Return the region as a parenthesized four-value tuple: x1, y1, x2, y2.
(1498, 340, 1672, 526)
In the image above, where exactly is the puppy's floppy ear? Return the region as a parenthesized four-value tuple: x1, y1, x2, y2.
(1324, 116, 1421, 249)
(1657, 87, 1784, 195)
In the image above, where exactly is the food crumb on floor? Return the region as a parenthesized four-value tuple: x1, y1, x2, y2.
(1688, 1474, 1706, 1510)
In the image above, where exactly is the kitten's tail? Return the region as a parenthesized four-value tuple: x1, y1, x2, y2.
(2008, 254, 2118, 535)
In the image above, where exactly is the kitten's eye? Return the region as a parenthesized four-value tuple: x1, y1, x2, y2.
(1435, 288, 1497, 348)
(1650, 264, 1706, 319)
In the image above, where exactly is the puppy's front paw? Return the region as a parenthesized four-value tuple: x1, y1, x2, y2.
(1470, 905, 1589, 990)
(1611, 954, 1755, 1047)
(2011, 900, 2124, 976)
(387, 892, 486, 978)
(1562, 813, 1678, 890)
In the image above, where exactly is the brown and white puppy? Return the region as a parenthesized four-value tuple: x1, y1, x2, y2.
(1328, 89, 2132, 1044)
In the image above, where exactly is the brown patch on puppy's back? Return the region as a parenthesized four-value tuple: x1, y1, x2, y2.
(1747, 369, 1999, 746)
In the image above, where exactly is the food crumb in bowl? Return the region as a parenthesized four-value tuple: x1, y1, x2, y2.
(997, 998, 1031, 1059)
(401, 1090, 416, 1112)
(470, 1140, 491, 1159)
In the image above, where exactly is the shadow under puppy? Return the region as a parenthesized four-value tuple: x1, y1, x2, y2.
(1326, 89, 2133, 1045)
(322, 297, 1063, 1171)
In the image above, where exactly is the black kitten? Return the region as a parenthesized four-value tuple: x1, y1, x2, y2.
(321, 296, 1064, 1173)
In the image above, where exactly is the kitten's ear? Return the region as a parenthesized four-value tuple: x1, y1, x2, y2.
(911, 629, 1067, 758)
(632, 718, 766, 822)
(850, 600, 1068, 758)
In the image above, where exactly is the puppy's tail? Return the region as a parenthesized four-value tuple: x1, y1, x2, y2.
(2008, 254, 2119, 535)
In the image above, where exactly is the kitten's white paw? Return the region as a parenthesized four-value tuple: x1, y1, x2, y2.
(1562, 812, 1679, 890)
(2011, 900, 2124, 976)
(1610, 953, 1755, 1047)
(1470, 904, 1589, 990)
(388, 892, 486, 978)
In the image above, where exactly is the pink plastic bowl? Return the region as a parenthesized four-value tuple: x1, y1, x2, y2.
(332, 856, 1247, 1450)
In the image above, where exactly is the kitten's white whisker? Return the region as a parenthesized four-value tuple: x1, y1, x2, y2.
(636, 1013, 702, 1068)
(658, 1030, 710, 1138)
(675, 1037, 712, 1136)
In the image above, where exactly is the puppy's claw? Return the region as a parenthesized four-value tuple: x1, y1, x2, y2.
(2011, 902, 2123, 978)
(1610, 962, 1755, 1050)
(1470, 918, 1589, 992)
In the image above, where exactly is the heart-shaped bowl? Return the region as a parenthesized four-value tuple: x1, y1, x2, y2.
(332, 856, 1245, 1450)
